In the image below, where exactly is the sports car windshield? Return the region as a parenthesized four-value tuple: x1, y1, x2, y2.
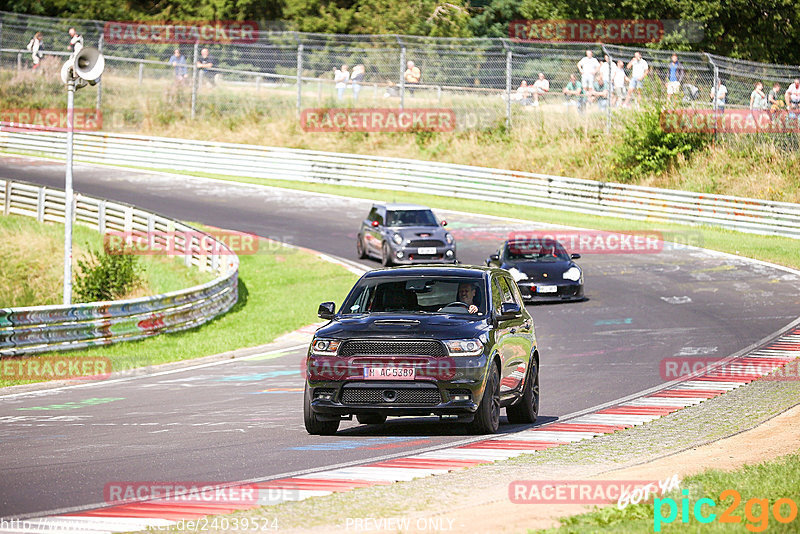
(386, 210, 438, 227)
(505, 240, 570, 262)
(341, 276, 486, 315)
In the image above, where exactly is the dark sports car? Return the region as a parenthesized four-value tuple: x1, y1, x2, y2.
(486, 238, 584, 302)
(304, 265, 539, 435)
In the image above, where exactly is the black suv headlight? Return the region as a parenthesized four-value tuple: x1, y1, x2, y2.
(444, 339, 484, 357)
(310, 338, 341, 356)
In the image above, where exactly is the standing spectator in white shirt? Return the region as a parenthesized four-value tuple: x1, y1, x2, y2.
(532, 72, 550, 106)
(623, 52, 649, 108)
(612, 60, 627, 108)
(786, 78, 800, 114)
(26, 32, 44, 69)
(577, 50, 600, 91)
(710, 79, 728, 113)
(67, 27, 83, 57)
(334, 64, 350, 100)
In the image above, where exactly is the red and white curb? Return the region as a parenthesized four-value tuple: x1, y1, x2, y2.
(4, 329, 799, 534)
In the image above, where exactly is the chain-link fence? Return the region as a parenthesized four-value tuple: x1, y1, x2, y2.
(1, 10, 799, 141)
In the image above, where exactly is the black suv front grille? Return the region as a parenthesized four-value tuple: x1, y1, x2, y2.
(339, 340, 446, 357)
(341, 387, 442, 405)
(407, 239, 445, 247)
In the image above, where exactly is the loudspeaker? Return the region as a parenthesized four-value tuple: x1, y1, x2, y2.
(73, 47, 105, 83)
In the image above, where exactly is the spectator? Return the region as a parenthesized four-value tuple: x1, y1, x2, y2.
(768, 82, 783, 110)
(785, 78, 800, 114)
(168, 49, 188, 86)
(26, 32, 43, 69)
(623, 52, 649, 108)
(334, 64, 349, 99)
(350, 64, 365, 102)
(404, 61, 421, 95)
(749, 82, 767, 110)
(514, 80, 531, 105)
(196, 48, 215, 87)
(599, 54, 613, 86)
(67, 27, 83, 57)
(532, 72, 549, 106)
(666, 54, 684, 103)
(710, 78, 727, 113)
(589, 73, 609, 111)
(612, 60, 627, 108)
(563, 74, 584, 111)
(577, 50, 600, 91)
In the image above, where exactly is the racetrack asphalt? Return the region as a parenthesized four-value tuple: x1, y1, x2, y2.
(1, 155, 799, 518)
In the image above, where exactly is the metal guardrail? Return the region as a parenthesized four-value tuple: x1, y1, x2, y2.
(2, 128, 800, 239)
(0, 178, 239, 357)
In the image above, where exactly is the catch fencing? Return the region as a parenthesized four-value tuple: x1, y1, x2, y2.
(0, 178, 239, 357)
(1, 11, 799, 135)
(1, 128, 798, 239)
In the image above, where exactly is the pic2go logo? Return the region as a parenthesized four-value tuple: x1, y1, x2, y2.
(654, 489, 798, 532)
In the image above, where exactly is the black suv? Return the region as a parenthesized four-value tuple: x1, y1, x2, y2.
(304, 265, 539, 435)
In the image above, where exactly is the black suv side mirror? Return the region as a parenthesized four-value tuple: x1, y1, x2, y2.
(497, 302, 521, 320)
(489, 253, 500, 262)
(318, 302, 336, 320)
(571, 253, 581, 259)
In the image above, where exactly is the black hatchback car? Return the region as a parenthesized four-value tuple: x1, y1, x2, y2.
(304, 266, 539, 435)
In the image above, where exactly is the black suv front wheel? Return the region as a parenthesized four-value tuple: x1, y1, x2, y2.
(304, 385, 340, 435)
(468, 363, 500, 434)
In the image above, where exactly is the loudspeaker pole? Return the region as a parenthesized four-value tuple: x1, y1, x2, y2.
(63, 77, 75, 305)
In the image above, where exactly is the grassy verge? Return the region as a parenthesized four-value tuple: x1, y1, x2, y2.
(538, 451, 800, 533)
(0, 240, 357, 388)
(0, 213, 213, 307)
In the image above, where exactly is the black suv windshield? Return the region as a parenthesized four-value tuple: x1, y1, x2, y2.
(386, 210, 438, 227)
(341, 276, 486, 315)
(505, 239, 570, 262)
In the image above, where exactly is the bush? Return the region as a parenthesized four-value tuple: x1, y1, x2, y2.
(74, 245, 144, 302)
(610, 105, 712, 182)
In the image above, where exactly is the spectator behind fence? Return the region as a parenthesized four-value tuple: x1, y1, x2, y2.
(590, 73, 609, 111)
(786, 78, 800, 114)
(768, 82, 783, 112)
(514, 80, 531, 105)
(750, 82, 767, 110)
(710, 78, 727, 113)
(196, 48, 216, 87)
(666, 54, 684, 103)
(26, 32, 43, 69)
(623, 52, 649, 108)
(334, 64, 349, 99)
(350, 64, 365, 102)
(612, 60, 627, 108)
(404, 61, 421, 95)
(563, 73, 584, 111)
(532, 72, 549, 106)
(168, 48, 188, 85)
(67, 27, 83, 57)
(577, 50, 600, 91)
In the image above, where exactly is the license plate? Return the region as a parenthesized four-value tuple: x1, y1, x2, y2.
(364, 367, 416, 380)
(417, 247, 437, 255)
(536, 285, 558, 294)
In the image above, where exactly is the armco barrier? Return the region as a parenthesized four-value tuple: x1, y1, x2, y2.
(2, 128, 799, 239)
(0, 179, 239, 357)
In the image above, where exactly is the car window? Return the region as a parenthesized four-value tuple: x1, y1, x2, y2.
(341, 276, 485, 315)
(386, 209, 437, 227)
(491, 277, 503, 314)
(497, 276, 514, 304)
(505, 276, 524, 306)
(367, 207, 378, 223)
(505, 239, 570, 262)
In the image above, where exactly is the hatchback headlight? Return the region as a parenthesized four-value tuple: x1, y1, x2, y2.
(310, 338, 340, 356)
(445, 233, 454, 244)
(392, 233, 403, 245)
(563, 266, 582, 281)
(445, 339, 484, 357)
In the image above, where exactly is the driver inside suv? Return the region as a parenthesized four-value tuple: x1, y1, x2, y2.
(457, 282, 479, 314)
